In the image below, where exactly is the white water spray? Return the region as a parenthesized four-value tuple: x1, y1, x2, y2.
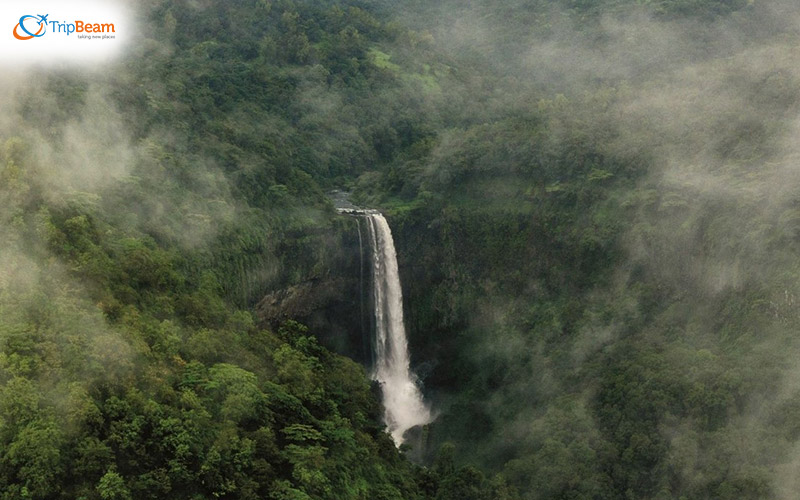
(343, 208, 432, 444)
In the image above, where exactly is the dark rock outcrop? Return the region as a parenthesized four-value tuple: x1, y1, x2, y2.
(256, 216, 372, 365)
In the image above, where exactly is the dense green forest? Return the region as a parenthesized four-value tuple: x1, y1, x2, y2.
(3, 0, 800, 498)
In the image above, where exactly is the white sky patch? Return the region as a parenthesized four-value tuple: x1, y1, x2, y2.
(0, 0, 133, 68)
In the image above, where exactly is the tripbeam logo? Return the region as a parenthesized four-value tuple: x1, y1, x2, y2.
(13, 14, 48, 40)
(12, 13, 116, 40)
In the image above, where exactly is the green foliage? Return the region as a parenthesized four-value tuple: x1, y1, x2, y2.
(0, 3, 434, 495)
(97, 470, 132, 500)
(0, 0, 794, 499)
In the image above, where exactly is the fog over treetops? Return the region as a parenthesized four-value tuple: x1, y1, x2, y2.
(3, 1, 800, 499)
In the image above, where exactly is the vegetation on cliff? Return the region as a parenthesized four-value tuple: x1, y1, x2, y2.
(3, 0, 800, 499)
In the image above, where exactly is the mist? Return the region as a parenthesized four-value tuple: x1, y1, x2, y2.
(6, 0, 800, 497)
(368, 0, 800, 496)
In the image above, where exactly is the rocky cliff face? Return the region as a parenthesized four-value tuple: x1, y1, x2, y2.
(256, 217, 372, 365)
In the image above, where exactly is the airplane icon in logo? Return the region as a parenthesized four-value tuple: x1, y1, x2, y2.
(13, 13, 49, 40)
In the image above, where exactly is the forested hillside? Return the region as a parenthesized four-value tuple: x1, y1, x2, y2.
(0, 1, 443, 498)
(358, 1, 800, 498)
(3, 0, 800, 499)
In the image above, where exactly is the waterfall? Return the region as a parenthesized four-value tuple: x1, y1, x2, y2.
(342, 208, 432, 445)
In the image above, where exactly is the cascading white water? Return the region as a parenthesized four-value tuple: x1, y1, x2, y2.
(360, 212, 431, 445)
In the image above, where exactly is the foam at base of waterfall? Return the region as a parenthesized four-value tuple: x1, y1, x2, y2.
(376, 372, 432, 444)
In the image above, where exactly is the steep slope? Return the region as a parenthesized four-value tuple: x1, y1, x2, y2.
(0, 1, 437, 498)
